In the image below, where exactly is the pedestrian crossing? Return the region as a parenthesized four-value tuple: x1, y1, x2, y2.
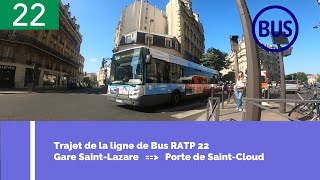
(171, 109, 206, 119)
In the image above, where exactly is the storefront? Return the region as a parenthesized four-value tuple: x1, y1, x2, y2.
(0, 65, 16, 88)
(24, 68, 40, 87)
(43, 71, 58, 86)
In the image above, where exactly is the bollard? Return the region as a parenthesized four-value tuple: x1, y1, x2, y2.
(267, 86, 270, 99)
(295, 91, 298, 107)
(211, 84, 214, 98)
(206, 101, 210, 121)
(216, 99, 220, 121)
(221, 85, 225, 109)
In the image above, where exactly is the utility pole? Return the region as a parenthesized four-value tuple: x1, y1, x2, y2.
(148, 19, 154, 48)
(277, 44, 286, 113)
(236, 0, 262, 121)
(230, 36, 239, 82)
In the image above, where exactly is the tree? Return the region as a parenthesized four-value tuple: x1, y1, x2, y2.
(286, 72, 308, 82)
(222, 72, 235, 82)
(83, 77, 91, 84)
(200, 47, 230, 72)
(317, 76, 320, 83)
(285, 74, 295, 80)
(295, 72, 308, 83)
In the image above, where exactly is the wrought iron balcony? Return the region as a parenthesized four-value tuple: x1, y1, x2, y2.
(0, 31, 81, 68)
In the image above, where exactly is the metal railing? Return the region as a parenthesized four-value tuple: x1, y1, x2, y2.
(243, 98, 320, 121)
(206, 85, 320, 121)
(207, 97, 220, 121)
(206, 86, 226, 121)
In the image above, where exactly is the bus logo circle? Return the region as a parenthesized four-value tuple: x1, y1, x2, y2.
(252, 5, 299, 53)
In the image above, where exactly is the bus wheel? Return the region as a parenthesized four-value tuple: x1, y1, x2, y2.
(171, 91, 181, 106)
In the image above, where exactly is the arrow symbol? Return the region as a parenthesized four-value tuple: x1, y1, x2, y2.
(145, 155, 159, 161)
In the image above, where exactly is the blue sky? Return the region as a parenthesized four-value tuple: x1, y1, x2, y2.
(62, 0, 320, 75)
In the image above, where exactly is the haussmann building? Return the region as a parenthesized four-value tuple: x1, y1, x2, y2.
(113, 0, 205, 64)
(0, 2, 84, 89)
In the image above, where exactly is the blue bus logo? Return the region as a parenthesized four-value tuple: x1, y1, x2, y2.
(252, 5, 299, 53)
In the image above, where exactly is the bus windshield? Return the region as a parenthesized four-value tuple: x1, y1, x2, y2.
(111, 48, 143, 85)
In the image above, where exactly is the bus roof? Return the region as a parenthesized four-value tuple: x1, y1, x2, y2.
(114, 46, 219, 74)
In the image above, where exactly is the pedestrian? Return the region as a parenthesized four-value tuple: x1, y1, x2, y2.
(234, 71, 246, 111)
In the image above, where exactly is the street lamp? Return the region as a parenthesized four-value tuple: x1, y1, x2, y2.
(230, 35, 239, 83)
(102, 58, 111, 68)
(236, 0, 262, 121)
(271, 32, 291, 113)
(148, 19, 154, 48)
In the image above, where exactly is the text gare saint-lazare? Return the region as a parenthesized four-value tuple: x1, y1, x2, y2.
(53, 142, 265, 161)
(53, 142, 210, 161)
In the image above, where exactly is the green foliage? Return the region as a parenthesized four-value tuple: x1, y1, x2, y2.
(83, 77, 91, 84)
(317, 76, 320, 83)
(285, 72, 308, 82)
(200, 47, 230, 72)
(222, 72, 235, 82)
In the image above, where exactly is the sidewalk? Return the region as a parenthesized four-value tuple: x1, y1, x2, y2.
(196, 101, 292, 121)
(0, 87, 67, 94)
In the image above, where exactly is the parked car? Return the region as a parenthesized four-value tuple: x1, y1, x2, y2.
(285, 80, 299, 93)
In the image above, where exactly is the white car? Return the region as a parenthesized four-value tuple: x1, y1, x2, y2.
(285, 80, 299, 93)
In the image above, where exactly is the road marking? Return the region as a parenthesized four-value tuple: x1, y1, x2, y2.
(171, 109, 206, 119)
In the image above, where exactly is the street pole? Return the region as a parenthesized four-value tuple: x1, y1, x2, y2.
(236, 0, 262, 121)
(278, 44, 286, 113)
(234, 51, 239, 81)
(230, 35, 239, 83)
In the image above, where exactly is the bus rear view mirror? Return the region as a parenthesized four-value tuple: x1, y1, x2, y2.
(146, 55, 152, 64)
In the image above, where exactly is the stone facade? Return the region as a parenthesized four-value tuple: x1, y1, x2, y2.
(97, 63, 111, 87)
(114, 0, 204, 63)
(224, 36, 281, 82)
(307, 74, 319, 85)
(0, 2, 84, 89)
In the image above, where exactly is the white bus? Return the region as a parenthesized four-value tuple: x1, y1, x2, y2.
(107, 46, 220, 107)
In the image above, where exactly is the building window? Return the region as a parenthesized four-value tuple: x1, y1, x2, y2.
(145, 34, 153, 45)
(165, 38, 172, 48)
(125, 34, 132, 44)
(144, 26, 147, 31)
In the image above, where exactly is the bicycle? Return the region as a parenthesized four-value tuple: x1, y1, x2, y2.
(288, 90, 320, 121)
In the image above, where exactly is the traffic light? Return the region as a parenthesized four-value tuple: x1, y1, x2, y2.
(102, 58, 106, 68)
(85, 72, 87, 76)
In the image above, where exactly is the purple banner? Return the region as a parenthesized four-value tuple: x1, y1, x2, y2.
(0, 122, 30, 180)
(37, 122, 320, 180)
(1, 122, 320, 180)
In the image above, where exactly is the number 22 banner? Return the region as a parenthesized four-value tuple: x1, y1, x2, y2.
(0, 0, 59, 30)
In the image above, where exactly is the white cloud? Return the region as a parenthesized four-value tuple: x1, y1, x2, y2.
(89, 58, 97, 63)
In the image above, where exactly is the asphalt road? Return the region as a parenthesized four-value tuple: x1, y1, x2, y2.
(0, 87, 319, 121)
(0, 87, 208, 121)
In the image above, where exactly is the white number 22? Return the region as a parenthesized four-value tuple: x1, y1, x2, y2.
(13, 3, 45, 27)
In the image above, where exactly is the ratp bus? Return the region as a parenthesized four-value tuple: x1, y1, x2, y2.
(107, 46, 220, 107)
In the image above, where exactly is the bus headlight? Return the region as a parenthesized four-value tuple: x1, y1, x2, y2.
(129, 88, 140, 99)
